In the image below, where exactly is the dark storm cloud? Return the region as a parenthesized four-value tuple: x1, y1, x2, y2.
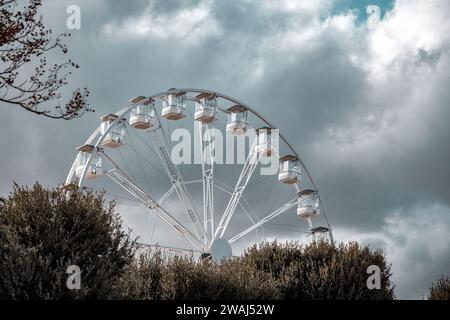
(314, 58, 450, 229)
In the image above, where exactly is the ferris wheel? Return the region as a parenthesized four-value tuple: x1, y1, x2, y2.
(65, 88, 333, 261)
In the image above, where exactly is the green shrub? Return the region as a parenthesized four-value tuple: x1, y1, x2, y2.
(119, 250, 279, 300)
(428, 276, 450, 300)
(0, 183, 135, 299)
(119, 241, 394, 300)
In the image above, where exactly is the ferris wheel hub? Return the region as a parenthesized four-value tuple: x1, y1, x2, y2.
(210, 238, 232, 263)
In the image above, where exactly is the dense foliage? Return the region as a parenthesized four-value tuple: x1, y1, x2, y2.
(0, 183, 134, 299)
(428, 276, 450, 300)
(119, 249, 279, 300)
(119, 241, 395, 300)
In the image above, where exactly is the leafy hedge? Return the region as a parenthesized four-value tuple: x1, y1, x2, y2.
(0, 183, 134, 299)
(428, 276, 450, 300)
(119, 241, 395, 300)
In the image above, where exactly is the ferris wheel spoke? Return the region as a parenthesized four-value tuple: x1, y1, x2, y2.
(228, 196, 298, 244)
(158, 186, 174, 206)
(215, 139, 261, 239)
(214, 181, 259, 228)
(147, 127, 207, 245)
(126, 127, 170, 179)
(100, 150, 203, 249)
(104, 167, 203, 250)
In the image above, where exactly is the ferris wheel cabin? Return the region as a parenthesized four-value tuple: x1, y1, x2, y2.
(310, 226, 329, 240)
(226, 105, 249, 135)
(100, 114, 126, 148)
(297, 189, 320, 218)
(162, 92, 186, 120)
(256, 127, 278, 157)
(129, 96, 158, 130)
(195, 92, 217, 124)
(75, 144, 102, 179)
(279, 155, 301, 184)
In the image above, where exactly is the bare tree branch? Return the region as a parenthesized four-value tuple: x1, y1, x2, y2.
(0, 0, 92, 119)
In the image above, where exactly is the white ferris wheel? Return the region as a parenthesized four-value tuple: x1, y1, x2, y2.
(65, 88, 333, 261)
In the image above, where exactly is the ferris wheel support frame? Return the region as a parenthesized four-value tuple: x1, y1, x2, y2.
(214, 137, 262, 239)
(101, 153, 204, 250)
(147, 127, 207, 246)
(198, 121, 215, 246)
(229, 196, 299, 244)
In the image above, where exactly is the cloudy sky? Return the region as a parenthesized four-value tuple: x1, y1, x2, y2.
(1, 0, 449, 299)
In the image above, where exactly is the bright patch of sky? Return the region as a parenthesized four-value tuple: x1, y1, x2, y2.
(332, 0, 394, 21)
